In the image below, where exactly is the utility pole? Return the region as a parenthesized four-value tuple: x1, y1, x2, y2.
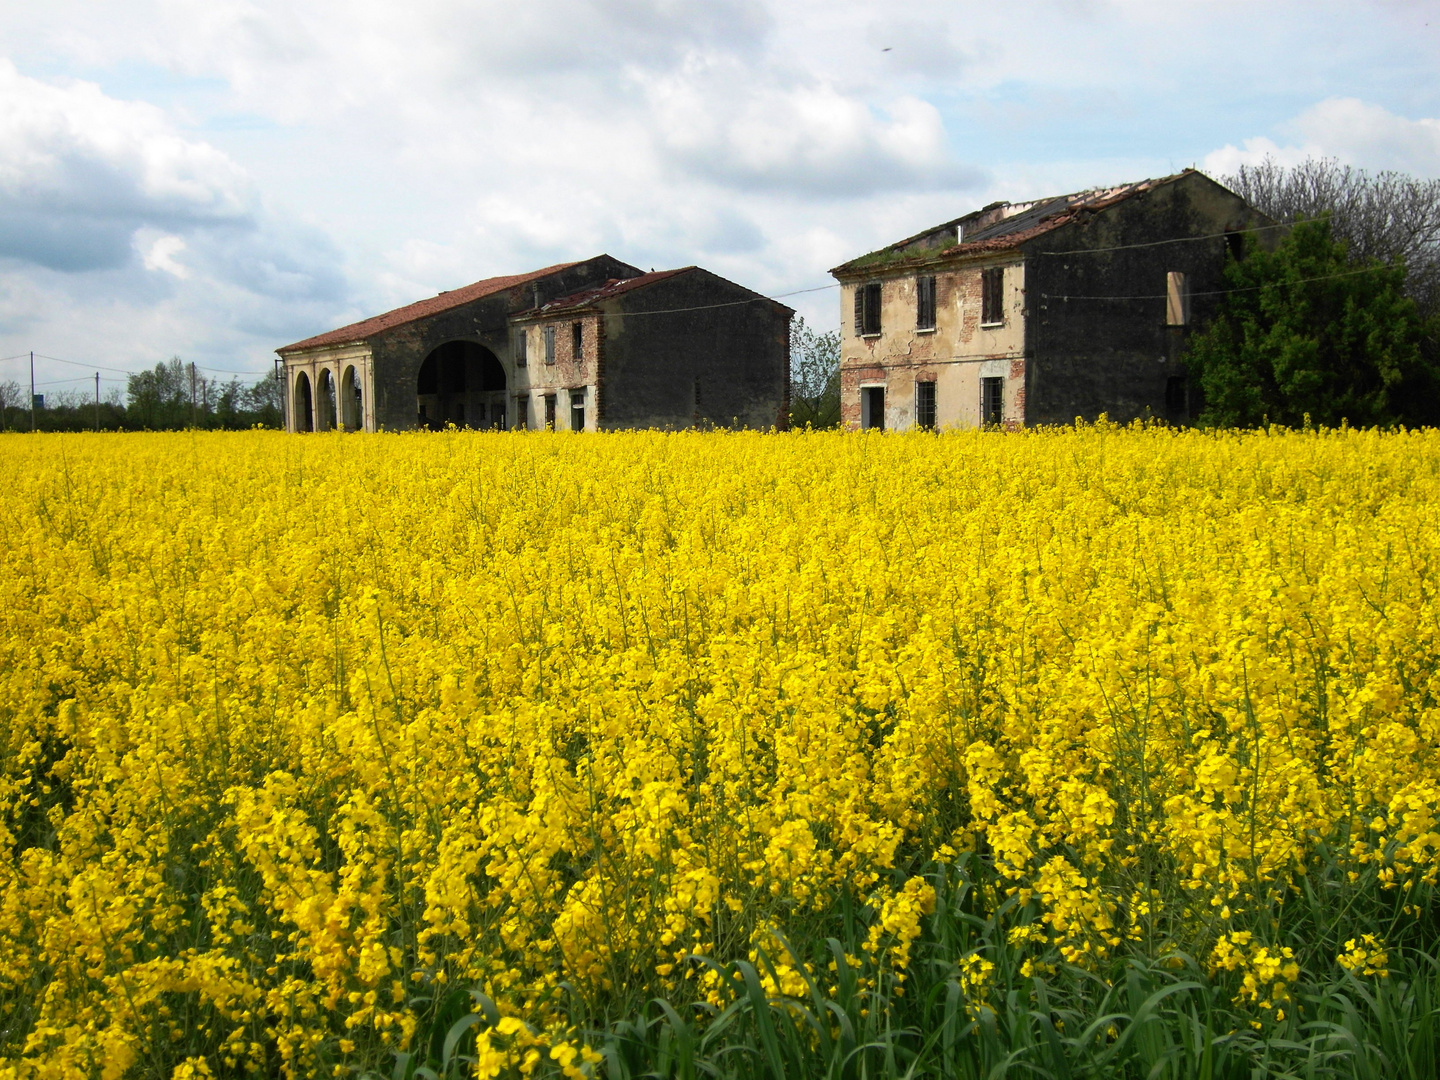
(29, 351, 35, 432)
(189, 362, 197, 429)
(95, 372, 100, 432)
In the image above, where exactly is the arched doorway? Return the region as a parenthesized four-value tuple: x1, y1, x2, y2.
(294, 371, 314, 432)
(317, 369, 337, 431)
(417, 341, 508, 429)
(340, 366, 363, 431)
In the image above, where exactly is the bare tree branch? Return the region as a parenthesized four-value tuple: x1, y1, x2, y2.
(1222, 157, 1440, 319)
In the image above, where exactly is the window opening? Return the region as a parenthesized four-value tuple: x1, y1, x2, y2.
(861, 386, 885, 430)
(570, 387, 586, 431)
(544, 394, 557, 430)
(515, 329, 528, 367)
(544, 326, 556, 365)
(515, 395, 529, 430)
(981, 376, 1004, 427)
(916, 275, 936, 330)
(854, 282, 882, 336)
(915, 381, 936, 430)
(572, 321, 584, 359)
(1166, 376, 1188, 421)
(981, 268, 1004, 325)
(1166, 271, 1190, 326)
(1225, 231, 1244, 261)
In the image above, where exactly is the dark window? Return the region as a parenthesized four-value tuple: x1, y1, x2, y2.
(915, 381, 936, 430)
(916, 275, 936, 330)
(1225, 231, 1244, 261)
(862, 385, 885, 430)
(572, 321, 584, 358)
(515, 395, 528, 429)
(981, 268, 1004, 325)
(981, 376, 1004, 426)
(515, 329, 528, 367)
(544, 394, 557, 429)
(854, 282, 882, 336)
(491, 402, 506, 430)
(570, 387, 586, 431)
(544, 326, 556, 365)
(1166, 376, 1188, 421)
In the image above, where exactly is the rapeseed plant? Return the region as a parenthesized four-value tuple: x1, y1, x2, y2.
(0, 424, 1437, 1077)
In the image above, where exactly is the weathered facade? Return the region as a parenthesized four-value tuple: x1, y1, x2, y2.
(830, 170, 1272, 431)
(277, 257, 790, 433)
(512, 268, 792, 431)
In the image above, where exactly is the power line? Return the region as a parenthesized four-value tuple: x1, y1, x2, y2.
(1041, 262, 1394, 303)
(1033, 216, 1331, 256)
(6, 352, 271, 379)
(528, 282, 840, 320)
(32, 353, 137, 375)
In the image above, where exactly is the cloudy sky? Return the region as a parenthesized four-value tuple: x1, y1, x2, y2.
(1, 0, 1438, 397)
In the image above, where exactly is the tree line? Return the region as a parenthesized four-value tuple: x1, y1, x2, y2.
(0, 357, 283, 432)
(1190, 158, 1440, 428)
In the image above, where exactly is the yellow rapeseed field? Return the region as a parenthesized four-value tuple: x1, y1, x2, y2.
(1, 426, 1437, 1078)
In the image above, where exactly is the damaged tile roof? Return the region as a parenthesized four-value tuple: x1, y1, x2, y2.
(513, 268, 696, 318)
(278, 260, 584, 352)
(831, 170, 1192, 277)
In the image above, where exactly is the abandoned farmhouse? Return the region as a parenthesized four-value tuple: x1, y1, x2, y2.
(830, 169, 1272, 431)
(277, 256, 792, 432)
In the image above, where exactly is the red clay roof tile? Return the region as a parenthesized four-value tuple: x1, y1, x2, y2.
(278, 260, 584, 353)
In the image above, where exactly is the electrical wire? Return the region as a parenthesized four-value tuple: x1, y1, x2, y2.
(33, 354, 138, 375)
(1032, 216, 1334, 256)
(1041, 262, 1394, 303)
(535, 282, 840, 319)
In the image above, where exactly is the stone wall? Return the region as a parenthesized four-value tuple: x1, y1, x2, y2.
(599, 270, 791, 431)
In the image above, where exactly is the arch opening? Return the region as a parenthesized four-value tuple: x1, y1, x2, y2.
(340, 365, 363, 431)
(317, 369, 337, 431)
(417, 341, 508, 429)
(294, 371, 314, 432)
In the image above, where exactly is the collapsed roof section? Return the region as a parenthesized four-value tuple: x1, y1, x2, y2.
(831, 171, 1196, 278)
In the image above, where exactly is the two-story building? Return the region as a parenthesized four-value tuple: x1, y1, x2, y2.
(829, 170, 1271, 431)
(277, 256, 791, 433)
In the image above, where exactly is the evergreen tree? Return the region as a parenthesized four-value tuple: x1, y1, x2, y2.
(1189, 218, 1438, 428)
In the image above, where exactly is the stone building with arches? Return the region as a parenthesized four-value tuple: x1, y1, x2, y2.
(276, 255, 791, 433)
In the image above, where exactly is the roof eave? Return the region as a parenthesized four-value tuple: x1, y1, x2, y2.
(830, 238, 1031, 280)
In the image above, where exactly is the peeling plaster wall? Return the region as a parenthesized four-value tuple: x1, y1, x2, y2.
(834, 172, 1273, 432)
(838, 260, 1026, 431)
(512, 313, 602, 430)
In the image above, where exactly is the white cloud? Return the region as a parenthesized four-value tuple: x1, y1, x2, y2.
(139, 234, 190, 278)
(0, 59, 253, 271)
(1204, 98, 1440, 178)
(0, 0, 1437, 381)
(0, 59, 351, 379)
(644, 66, 983, 196)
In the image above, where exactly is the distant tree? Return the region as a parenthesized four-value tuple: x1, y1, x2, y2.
(1222, 158, 1440, 321)
(241, 371, 283, 427)
(1188, 218, 1437, 428)
(790, 317, 841, 429)
(127, 357, 191, 428)
(0, 380, 21, 431)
